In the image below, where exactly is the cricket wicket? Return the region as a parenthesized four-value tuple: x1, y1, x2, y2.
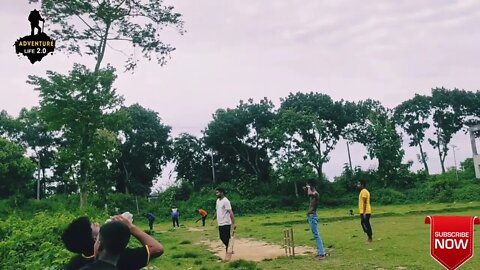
(283, 228, 295, 257)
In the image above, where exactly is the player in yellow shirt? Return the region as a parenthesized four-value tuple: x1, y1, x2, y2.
(358, 180, 373, 243)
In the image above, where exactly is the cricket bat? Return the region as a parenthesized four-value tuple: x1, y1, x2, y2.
(227, 228, 236, 254)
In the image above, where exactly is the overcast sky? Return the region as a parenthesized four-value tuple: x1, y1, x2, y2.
(2, 0, 480, 189)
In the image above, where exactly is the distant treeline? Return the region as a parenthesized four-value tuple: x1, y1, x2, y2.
(1, 87, 480, 205)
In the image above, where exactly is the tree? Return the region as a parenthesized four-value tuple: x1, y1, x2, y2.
(17, 107, 57, 199)
(173, 133, 211, 188)
(428, 88, 464, 173)
(394, 94, 431, 175)
(204, 98, 275, 183)
(0, 111, 22, 142)
(354, 100, 406, 187)
(113, 104, 172, 195)
(274, 92, 351, 178)
(28, 64, 123, 207)
(29, 0, 185, 72)
(0, 138, 36, 197)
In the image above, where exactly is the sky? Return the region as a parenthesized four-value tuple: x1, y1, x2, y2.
(1, 0, 480, 189)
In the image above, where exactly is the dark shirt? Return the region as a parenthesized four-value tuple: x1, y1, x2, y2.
(146, 213, 155, 222)
(66, 246, 150, 270)
(79, 260, 117, 270)
(307, 191, 319, 215)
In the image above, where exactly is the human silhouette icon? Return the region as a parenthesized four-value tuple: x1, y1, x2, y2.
(28, 9, 44, 36)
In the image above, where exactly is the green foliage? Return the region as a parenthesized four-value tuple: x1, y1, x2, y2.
(0, 138, 36, 197)
(173, 133, 211, 188)
(228, 260, 258, 270)
(0, 212, 75, 269)
(204, 98, 275, 183)
(274, 92, 353, 177)
(28, 64, 123, 207)
(29, 0, 185, 71)
(373, 188, 407, 205)
(113, 104, 172, 195)
(394, 94, 431, 174)
(428, 88, 466, 173)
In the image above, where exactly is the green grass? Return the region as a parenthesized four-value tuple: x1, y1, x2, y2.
(140, 202, 480, 270)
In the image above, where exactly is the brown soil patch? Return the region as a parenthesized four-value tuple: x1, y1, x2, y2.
(199, 238, 315, 262)
(187, 227, 205, 232)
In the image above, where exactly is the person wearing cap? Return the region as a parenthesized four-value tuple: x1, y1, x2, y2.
(211, 187, 236, 260)
(62, 215, 164, 270)
(195, 209, 208, 226)
(79, 221, 131, 269)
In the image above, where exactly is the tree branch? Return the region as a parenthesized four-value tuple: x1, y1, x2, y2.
(75, 14, 103, 40)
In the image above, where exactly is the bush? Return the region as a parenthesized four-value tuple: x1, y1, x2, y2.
(373, 188, 406, 205)
(0, 212, 79, 269)
(453, 183, 480, 202)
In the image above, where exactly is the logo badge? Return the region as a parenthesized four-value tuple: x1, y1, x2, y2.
(13, 9, 55, 64)
(425, 216, 479, 270)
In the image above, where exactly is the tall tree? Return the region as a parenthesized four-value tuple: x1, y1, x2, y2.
(28, 64, 123, 207)
(173, 133, 211, 188)
(274, 92, 351, 178)
(394, 94, 431, 175)
(29, 0, 185, 72)
(204, 98, 275, 183)
(428, 88, 464, 173)
(17, 107, 57, 199)
(0, 138, 36, 198)
(354, 100, 406, 187)
(113, 104, 172, 195)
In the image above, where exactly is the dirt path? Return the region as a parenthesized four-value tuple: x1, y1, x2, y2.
(199, 238, 315, 262)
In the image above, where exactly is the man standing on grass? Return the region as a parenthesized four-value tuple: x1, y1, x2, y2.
(172, 206, 180, 228)
(358, 180, 373, 243)
(211, 187, 236, 260)
(303, 179, 328, 260)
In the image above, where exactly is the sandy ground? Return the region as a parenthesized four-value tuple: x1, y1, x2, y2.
(199, 238, 315, 262)
(187, 227, 205, 232)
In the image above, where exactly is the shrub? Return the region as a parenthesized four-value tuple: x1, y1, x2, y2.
(453, 184, 480, 202)
(228, 259, 257, 270)
(0, 212, 80, 269)
(373, 188, 406, 205)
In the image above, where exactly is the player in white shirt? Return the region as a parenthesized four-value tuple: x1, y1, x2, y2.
(211, 187, 236, 259)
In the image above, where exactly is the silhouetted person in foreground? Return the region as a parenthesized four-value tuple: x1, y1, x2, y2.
(28, 9, 44, 36)
(79, 221, 130, 270)
(62, 216, 164, 270)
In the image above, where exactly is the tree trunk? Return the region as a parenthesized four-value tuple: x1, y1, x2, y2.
(437, 143, 445, 173)
(42, 167, 46, 198)
(95, 24, 110, 72)
(347, 142, 353, 171)
(315, 165, 323, 180)
(123, 162, 130, 194)
(79, 161, 88, 208)
(418, 143, 429, 175)
(80, 189, 88, 208)
(294, 181, 299, 198)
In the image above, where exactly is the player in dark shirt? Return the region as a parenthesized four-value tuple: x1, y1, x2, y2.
(62, 215, 164, 270)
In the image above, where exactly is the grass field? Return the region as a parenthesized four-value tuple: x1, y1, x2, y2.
(140, 202, 480, 270)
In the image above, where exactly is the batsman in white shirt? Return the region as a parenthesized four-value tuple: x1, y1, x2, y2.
(211, 187, 236, 260)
